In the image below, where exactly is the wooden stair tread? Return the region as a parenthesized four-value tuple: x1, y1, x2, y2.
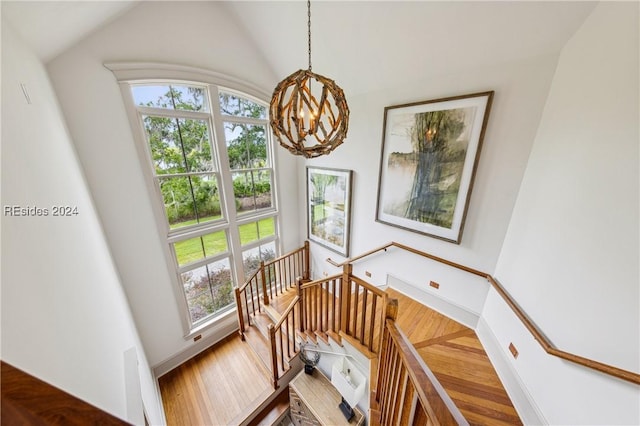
(303, 329, 317, 344)
(262, 303, 282, 322)
(251, 311, 275, 338)
(244, 326, 290, 379)
(327, 330, 342, 346)
(314, 330, 329, 345)
(248, 386, 290, 426)
(244, 326, 277, 379)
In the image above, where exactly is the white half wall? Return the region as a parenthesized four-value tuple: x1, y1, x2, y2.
(46, 1, 300, 367)
(492, 3, 639, 425)
(1, 22, 163, 425)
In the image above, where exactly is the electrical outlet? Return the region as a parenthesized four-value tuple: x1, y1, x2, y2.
(194, 334, 202, 342)
(323, 271, 328, 277)
(365, 271, 372, 278)
(508, 342, 519, 359)
(429, 281, 440, 289)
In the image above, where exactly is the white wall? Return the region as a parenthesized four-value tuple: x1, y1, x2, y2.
(46, 1, 300, 368)
(491, 3, 639, 425)
(28, 1, 638, 424)
(1, 23, 163, 425)
(304, 53, 559, 317)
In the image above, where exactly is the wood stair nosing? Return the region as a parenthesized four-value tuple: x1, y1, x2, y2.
(326, 330, 343, 346)
(244, 321, 298, 381)
(314, 330, 329, 345)
(251, 311, 276, 338)
(243, 326, 283, 380)
(246, 384, 290, 426)
(261, 303, 282, 323)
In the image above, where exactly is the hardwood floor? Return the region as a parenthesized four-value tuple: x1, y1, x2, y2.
(388, 288, 522, 426)
(159, 333, 272, 425)
(159, 287, 522, 426)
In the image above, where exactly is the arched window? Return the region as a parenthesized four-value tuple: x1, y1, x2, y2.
(109, 64, 280, 333)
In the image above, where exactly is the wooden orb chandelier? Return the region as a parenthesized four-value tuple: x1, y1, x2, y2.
(269, 0, 349, 158)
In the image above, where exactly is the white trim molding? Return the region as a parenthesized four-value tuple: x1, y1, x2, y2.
(387, 274, 480, 329)
(104, 61, 271, 101)
(476, 317, 548, 425)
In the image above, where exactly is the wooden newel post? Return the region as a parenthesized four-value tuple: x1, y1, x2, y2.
(297, 277, 306, 332)
(385, 298, 398, 321)
(303, 241, 310, 280)
(234, 288, 245, 340)
(260, 260, 269, 306)
(340, 263, 353, 335)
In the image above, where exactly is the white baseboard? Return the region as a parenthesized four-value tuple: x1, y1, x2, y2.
(387, 274, 480, 329)
(152, 314, 239, 378)
(476, 317, 547, 426)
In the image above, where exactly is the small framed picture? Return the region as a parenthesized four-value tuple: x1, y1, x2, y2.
(307, 167, 353, 256)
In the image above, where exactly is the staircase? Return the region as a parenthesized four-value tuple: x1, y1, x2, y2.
(234, 243, 309, 390)
(234, 242, 498, 425)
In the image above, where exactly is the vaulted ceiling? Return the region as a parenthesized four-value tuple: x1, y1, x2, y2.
(3, 1, 597, 95)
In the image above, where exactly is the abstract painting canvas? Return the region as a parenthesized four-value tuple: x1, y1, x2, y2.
(376, 92, 493, 243)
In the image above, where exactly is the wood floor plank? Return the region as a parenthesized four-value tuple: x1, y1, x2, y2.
(413, 328, 476, 349)
(159, 333, 272, 425)
(387, 288, 522, 425)
(159, 287, 522, 426)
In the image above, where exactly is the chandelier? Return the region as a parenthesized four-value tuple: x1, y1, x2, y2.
(269, 0, 349, 158)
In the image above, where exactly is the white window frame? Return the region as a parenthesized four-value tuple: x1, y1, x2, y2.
(107, 62, 281, 337)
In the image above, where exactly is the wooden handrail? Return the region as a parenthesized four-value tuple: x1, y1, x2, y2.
(487, 276, 640, 385)
(299, 273, 342, 290)
(326, 242, 394, 268)
(327, 241, 486, 277)
(268, 294, 302, 388)
(379, 319, 467, 426)
(350, 274, 387, 298)
(273, 296, 300, 330)
(237, 267, 261, 293)
(264, 244, 307, 268)
(329, 242, 640, 385)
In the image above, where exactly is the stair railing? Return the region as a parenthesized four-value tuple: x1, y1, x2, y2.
(328, 241, 640, 385)
(234, 268, 263, 340)
(341, 264, 388, 354)
(297, 274, 343, 343)
(262, 241, 310, 305)
(235, 242, 310, 341)
(297, 264, 388, 356)
(268, 295, 301, 388)
(375, 300, 467, 426)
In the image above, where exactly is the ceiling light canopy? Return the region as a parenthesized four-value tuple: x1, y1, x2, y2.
(269, 0, 349, 158)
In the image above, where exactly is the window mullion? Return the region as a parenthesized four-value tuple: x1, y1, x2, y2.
(177, 250, 230, 275)
(156, 170, 215, 179)
(220, 115, 267, 126)
(137, 106, 210, 120)
(209, 86, 245, 286)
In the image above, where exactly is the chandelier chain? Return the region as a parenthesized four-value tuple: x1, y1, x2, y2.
(307, 0, 312, 71)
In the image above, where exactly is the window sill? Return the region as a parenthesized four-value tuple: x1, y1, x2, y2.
(184, 307, 237, 341)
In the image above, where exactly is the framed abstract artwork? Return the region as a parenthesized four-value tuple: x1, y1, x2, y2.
(307, 167, 353, 256)
(376, 91, 493, 243)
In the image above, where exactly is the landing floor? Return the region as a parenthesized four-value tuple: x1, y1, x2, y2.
(388, 288, 522, 426)
(158, 287, 522, 425)
(158, 333, 272, 425)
